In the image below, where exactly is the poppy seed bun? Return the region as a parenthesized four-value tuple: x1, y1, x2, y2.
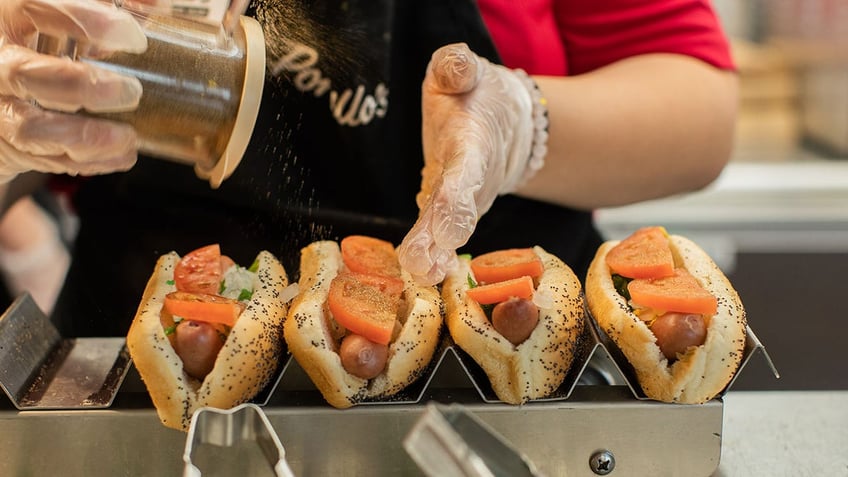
(442, 246, 585, 404)
(127, 250, 288, 431)
(284, 240, 443, 409)
(585, 235, 747, 403)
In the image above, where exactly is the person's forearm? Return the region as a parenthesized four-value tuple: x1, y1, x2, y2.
(518, 53, 738, 210)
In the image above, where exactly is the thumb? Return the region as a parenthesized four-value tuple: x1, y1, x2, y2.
(425, 43, 484, 95)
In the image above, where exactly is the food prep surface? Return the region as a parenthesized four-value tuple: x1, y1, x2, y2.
(717, 390, 848, 477)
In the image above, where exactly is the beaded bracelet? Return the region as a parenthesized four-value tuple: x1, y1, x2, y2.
(513, 68, 549, 188)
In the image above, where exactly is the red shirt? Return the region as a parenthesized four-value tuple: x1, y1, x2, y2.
(477, 0, 735, 75)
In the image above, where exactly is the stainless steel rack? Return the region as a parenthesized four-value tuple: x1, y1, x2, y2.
(0, 293, 778, 476)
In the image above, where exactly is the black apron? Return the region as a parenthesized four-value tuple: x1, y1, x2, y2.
(52, 0, 601, 337)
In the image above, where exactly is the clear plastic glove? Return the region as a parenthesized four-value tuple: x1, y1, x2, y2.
(223, 0, 251, 35)
(0, 0, 148, 182)
(398, 43, 546, 286)
(125, 0, 248, 35)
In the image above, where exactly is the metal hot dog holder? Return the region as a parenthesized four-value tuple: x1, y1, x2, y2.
(0, 292, 777, 476)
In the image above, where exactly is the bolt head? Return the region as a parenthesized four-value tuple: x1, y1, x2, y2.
(589, 450, 615, 475)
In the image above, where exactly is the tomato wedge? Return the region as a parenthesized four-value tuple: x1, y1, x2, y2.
(606, 226, 675, 279)
(341, 235, 401, 278)
(163, 291, 246, 327)
(466, 275, 535, 305)
(628, 268, 718, 315)
(470, 248, 544, 284)
(328, 273, 398, 345)
(175, 244, 224, 294)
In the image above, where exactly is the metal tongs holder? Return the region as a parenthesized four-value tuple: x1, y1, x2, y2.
(404, 403, 545, 477)
(183, 403, 295, 477)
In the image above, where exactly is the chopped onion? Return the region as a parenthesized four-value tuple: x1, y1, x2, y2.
(280, 283, 300, 304)
(220, 265, 256, 300)
(532, 287, 554, 310)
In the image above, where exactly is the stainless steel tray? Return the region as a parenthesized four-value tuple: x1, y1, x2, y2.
(0, 294, 777, 476)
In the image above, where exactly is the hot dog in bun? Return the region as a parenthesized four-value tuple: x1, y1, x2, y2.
(284, 235, 443, 408)
(442, 246, 585, 404)
(585, 226, 746, 403)
(127, 244, 288, 430)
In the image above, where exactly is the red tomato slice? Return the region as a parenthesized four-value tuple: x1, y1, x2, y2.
(174, 244, 224, 295)
(606, 226, 675, 279)
(351, 272, 404, 300)
(470, 248, 544, 284)
(163, 291, 246, 327)
(327, 273, 398, 345)
(341, 235, 401, 278)
(466, 275, 535, 305)
(628, 268, 718, 315)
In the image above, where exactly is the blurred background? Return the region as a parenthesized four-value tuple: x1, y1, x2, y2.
(598, 0, 848, 391)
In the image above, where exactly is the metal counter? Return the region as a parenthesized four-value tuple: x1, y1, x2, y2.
(717, 390, 848, 477)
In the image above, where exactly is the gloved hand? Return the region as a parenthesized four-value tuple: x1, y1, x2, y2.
(0, 0, 148, 183)
(398, 43, 548, 286)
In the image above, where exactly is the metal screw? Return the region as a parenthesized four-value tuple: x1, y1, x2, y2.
(589, 450, 615, 475)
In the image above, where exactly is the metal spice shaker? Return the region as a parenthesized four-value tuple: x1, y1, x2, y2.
(35, 10, 266, 188)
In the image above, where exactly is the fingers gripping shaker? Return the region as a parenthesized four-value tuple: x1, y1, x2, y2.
(35, 3, 266, 188)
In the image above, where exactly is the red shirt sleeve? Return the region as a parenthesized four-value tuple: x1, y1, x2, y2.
(477, 0, 568, 75)
(478, 0, 736, 76)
